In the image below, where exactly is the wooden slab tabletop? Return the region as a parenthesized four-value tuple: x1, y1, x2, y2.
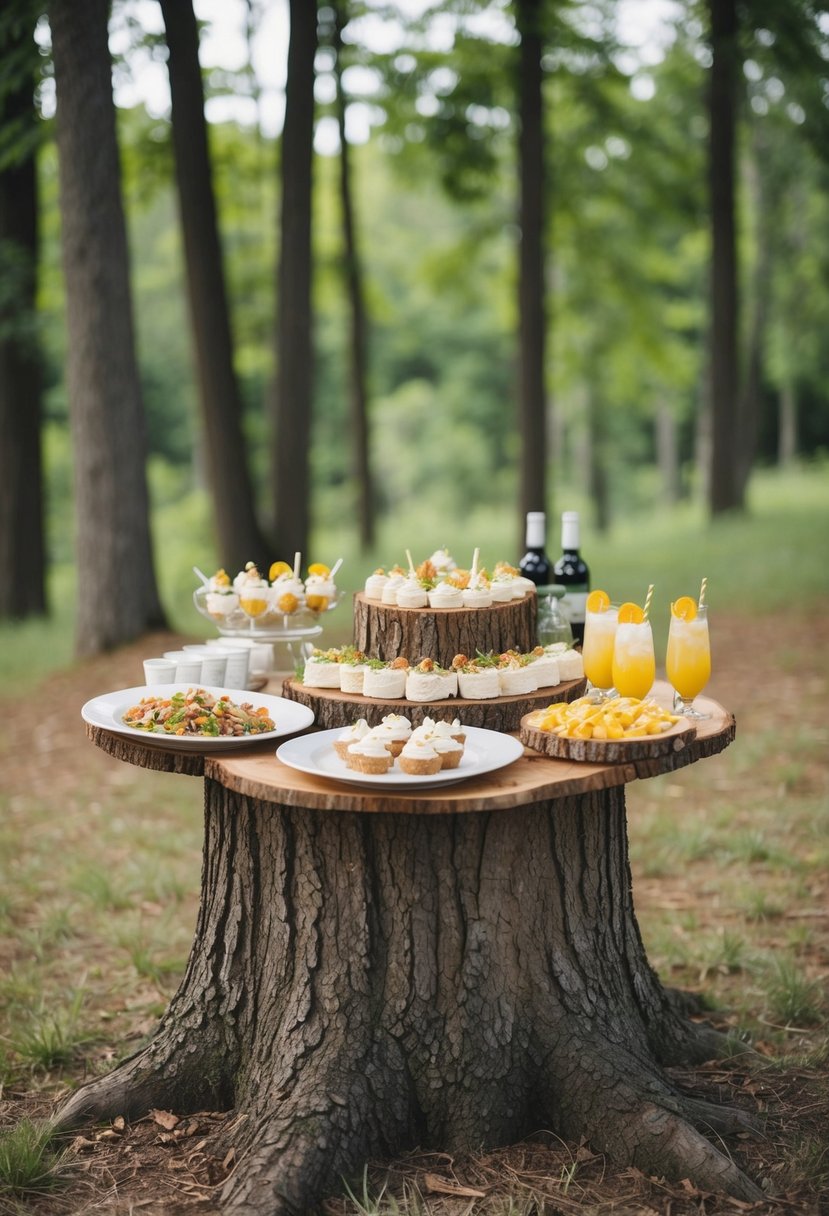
(85, 683, 735, 815)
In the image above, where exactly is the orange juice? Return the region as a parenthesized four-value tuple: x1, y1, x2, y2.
(582, 605, 618, 691)
(611, 621, 655, 699)
(666, 613, 711, 700)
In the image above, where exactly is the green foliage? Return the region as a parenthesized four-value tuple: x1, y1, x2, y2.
(0, 1119, 66, 1200)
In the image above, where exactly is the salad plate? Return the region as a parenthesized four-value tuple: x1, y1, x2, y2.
(81, 684, 315, 752)
(276, 725, 525, 791)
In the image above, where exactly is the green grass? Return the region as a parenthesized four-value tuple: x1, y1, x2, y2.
(0, 1119, 67, 1201)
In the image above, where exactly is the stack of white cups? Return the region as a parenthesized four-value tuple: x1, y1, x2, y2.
(142, 644, 251, 689)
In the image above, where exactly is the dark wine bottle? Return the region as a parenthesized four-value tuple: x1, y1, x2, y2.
(519, 512, 552, 587)
(552, 510, 590, 643)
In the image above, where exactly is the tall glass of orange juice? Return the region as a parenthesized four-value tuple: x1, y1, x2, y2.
(611, 608, 655, 700)
(666, 601, 711, 718)
(582, 592, 618, 699)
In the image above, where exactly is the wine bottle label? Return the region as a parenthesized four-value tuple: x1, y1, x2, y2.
(560, 589, 588, 625)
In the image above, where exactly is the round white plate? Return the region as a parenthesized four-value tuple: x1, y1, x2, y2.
(276, 725, 524, 790)
(81, 684, 315, 752)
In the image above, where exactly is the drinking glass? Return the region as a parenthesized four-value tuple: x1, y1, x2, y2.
(666, 604, 712, 718)
(582, 603, 618, 699)
(611, 619, 655, 700)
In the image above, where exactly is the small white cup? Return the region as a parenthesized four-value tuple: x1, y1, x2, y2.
(222, 649, 250, 688)
(143, 657, 177, 685)
(163, 650, 203, 683)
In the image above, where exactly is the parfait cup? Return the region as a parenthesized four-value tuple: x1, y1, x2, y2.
(582, 603, 619, 700)
(666, 604, 712, 719)
(611, 619, 656, 701)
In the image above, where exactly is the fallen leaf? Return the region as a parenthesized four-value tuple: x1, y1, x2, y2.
(423, 1173, 487, 1199)
(150, 1108, 180, 1131)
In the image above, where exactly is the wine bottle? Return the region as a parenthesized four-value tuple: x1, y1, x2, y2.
(553, 511, 590, 643)
(519, 512, 552, 587)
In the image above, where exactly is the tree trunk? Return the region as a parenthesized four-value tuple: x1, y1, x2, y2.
(707, 0, 742, 516)
(160, 0, 270, 569)
(50, 0, 166, 654)
(515, 0, 548, 533)
(0, 6, 47, 619)
(777, 380, 797, 465)
(271, 0, 317, 559)
(332, 2, 374, 552)
(656, 400, 681, 505)
(56, 775, 764, 1213)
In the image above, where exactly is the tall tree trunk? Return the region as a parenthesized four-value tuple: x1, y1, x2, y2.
(271, 0, 317, 559)
(707, 0, 742, 516)
(515, 0, 548, 534)
(50, 0, 166, 654)
(777, 381, 797, 465)
(332, 2, 374, 552)
(655, 400, 681, 505)
(160, 0, 270, 570)
(0, 4, 46, 619)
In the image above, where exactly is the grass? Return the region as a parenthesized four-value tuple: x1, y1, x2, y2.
(0, 1119, 66, 1201)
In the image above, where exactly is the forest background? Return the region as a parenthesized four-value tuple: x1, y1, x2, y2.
(1, 0, 829, 666)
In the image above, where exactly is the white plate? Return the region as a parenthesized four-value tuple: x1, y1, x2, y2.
(276, 725, 525, 790)
(81, 684, 315, 752)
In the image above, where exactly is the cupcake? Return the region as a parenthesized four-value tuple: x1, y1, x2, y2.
(333, 718, 370, 760)
(381, 569, 407, 604)
(364, 569, 389, 601)
(396, 575, 428, 608)
(430, 716, 466, 745)
(462, 574, 492, 608)
(429, 734, 464, 770)
(362, 659, 408, 700)
(428, 547, 456, 577)
(398, 736, 442, 776)
(303, 649, 342, 689)
(405, 658, 458, 702)
(346, 737, 394, 774)
(372, 713, 412, 757)
(428, 582, 464, 609)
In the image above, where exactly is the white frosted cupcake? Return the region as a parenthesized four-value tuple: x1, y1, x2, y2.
(489, 576, 517, 603)
(405, 659, 457, 702)
(372, 714, 412, 757)
(334, 718, 371, 760)
(433, 716, 466, 744)
(398, 736, 442, 776)
(396, 576, 428, 608)
(462, 579, 492, 608)
(381, 572, 407, 604)
(430, 734, 464, 770)
(303, 651, 342, 689)
(346, 736, 394, 774)
(364, 569, 389, 600)
(362, 661, 408, 699)
(428, 583, 464, 609)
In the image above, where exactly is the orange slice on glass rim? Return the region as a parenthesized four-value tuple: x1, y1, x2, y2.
(586, 589, 611, 613)
(307, 562, 330, 577)
(671, 595, 697, 621)
(617, 601, 645, 624)
(269, 560, 292, 580)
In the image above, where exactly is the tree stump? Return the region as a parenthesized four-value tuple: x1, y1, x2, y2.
(60, 697, 764, 1214)
(352, 592, 537, 667)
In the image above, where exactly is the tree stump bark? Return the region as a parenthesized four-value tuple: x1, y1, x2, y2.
(55, 774, 763, 1212)
(352, 592, 537, 667)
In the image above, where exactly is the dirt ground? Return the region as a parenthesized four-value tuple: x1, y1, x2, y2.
(1, 613, 828, 1215)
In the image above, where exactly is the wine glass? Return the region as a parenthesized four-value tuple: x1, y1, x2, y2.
(666, 602, 712, 719)
(582, 599, 618, 700)
(611, 613, 656, 700)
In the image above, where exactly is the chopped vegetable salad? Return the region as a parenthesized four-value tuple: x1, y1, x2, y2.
(123, 688, 275, 737)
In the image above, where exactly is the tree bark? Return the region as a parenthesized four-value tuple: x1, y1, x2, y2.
(0, 4, 46, 619)
(515, 0, 548, 534)
(271, 0, 317, 559)
(159, 0, 270, 569)
(50, 0, 166, 654)
(707, 0, 742, 516)
(332, 2, 374, 552)
(55, 777, 763, 1212)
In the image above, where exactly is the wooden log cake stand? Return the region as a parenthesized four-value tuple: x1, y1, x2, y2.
(61, 685, 766, 1213)
(352, 590, 536, 667)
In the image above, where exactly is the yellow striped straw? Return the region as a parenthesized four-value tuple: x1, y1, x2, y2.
(699, 576, 708, 608)
(642, 583, 654, 622)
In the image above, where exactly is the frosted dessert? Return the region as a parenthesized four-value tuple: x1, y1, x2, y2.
(405, 658, 458, 702)
(303, 649, 342, 689)
(346, 736, 394, 774)
(372, 713, 412, 756)
(497, 653, 539, 696)
(205, 569, 240, 619)
(333, 718, 370, 760)
(364, 569, 389, 600)
(398, 736, 442, 775)
(396, 575, 429, 608)
(428, 582, 464, 609)
(362, 659, 408, 699)
(452, 655, 501, 700)
(237, 563, 271, 619)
